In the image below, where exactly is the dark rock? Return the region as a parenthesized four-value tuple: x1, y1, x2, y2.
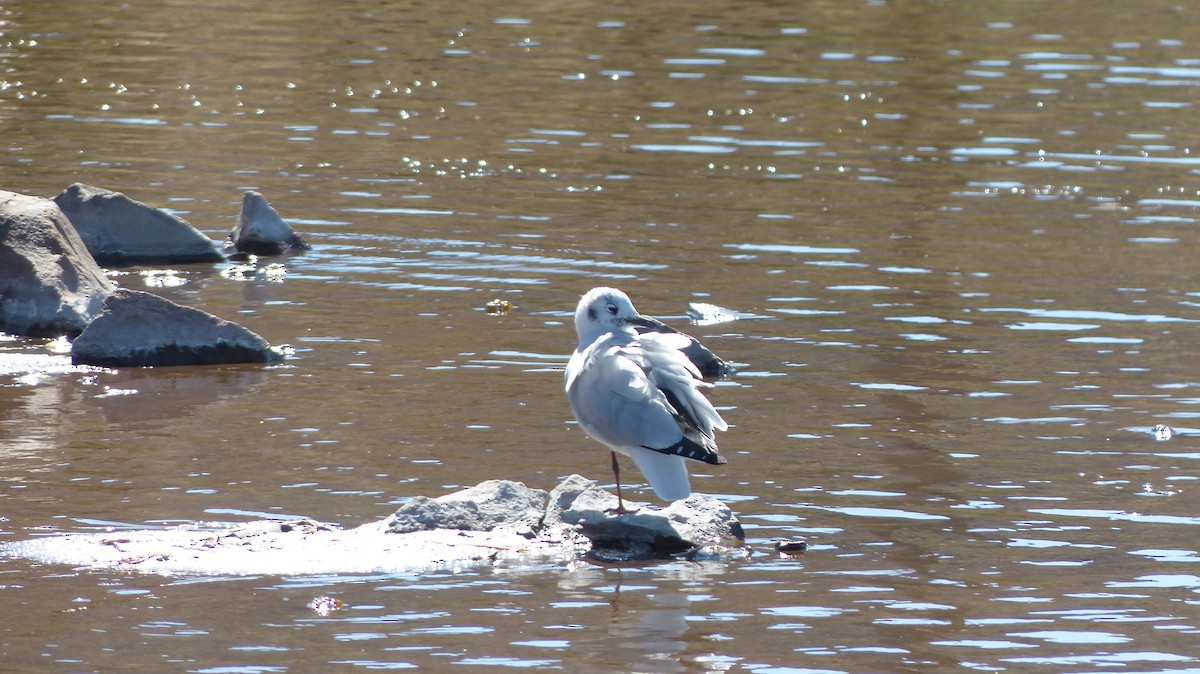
(53, 183, 223, 265)
(226, 191, 310, 255)
(0, 189, 115, 337)
(71, 288, 279, 367)
(384, 479, 548, 538)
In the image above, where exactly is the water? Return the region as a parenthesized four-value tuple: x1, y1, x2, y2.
(4, 0, 1200, 670)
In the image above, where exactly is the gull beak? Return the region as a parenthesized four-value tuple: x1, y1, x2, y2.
(625, 315, 660, 330)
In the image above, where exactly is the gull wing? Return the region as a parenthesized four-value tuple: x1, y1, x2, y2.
(566, 339, 683, 453)
(634, 315, 733, 379)
(567, 335, 726, 466)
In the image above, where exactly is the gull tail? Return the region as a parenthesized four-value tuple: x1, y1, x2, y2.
(628, 448, 692, 501)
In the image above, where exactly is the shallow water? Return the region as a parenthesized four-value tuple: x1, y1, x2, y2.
(4, 0, 1200, 671)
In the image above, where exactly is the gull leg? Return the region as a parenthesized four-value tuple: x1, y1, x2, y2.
(610, 451, 628, 515)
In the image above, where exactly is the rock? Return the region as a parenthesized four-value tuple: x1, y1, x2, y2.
(544, 473, 621, 528)
(0, 518, 572, 577)
(226, 191, 310, 255)
(384, 479, 548, 538)
(53, 183, 223, 265)
(71, 288, 280, 367)
(0, 475, 745, 576)
(575, 493, 745, 560)
(0, 189, 115, 337)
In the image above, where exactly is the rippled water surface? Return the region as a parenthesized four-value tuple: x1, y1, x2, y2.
(5, 0, 1200, 671)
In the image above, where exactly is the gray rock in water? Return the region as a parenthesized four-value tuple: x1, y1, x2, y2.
(544, 473, 621, 528)
(381, 474, 745, 561)
(71, 288, 280, 367)
(0, 189, 115, 337)
(542, 474, 746, 559)
(0, 475, 745, 576)
(384, 479, 548, 538)
(53, 183, 223, 265)
(576, 493, 745, 560)
(227, 191, 310, 255)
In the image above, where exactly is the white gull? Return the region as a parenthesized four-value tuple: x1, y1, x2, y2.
(564, 287, 729, 512)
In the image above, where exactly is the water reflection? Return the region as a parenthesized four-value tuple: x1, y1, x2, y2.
(5, 0, 1200, 671)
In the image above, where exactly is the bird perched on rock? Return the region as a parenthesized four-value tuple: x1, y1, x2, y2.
(565, 287, 730, 513)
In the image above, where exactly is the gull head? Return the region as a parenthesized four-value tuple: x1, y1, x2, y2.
(574, 287, 650, 345)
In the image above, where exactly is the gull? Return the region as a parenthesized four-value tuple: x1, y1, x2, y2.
(565, 287, 729, 512)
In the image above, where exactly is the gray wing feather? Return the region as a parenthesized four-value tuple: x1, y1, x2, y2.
(567, 341, 682, 451)
(567, 333, 727, 465)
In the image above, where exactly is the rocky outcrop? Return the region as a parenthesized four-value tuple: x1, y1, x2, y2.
(384, 479, 548, 538)
(0, 189, 115, 337)
(226, 191, 310, 255)
(385, 475, 744, 560)
(71, 288, 280, 367)
(53, 183, 223, 265)
(0, 476, 746, 576)
(546, 474, 745, 560)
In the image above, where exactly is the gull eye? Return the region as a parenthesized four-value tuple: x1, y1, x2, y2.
(606, 303, 618, 315)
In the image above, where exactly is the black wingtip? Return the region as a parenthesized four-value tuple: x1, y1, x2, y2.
(643, 437, 725, 466)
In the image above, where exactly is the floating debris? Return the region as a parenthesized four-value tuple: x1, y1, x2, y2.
(774, 539, 808, 553)
(141, 269, 188, 288)
(45, 336, 73, 354)
(688, 302, 742, 326)
(95, 386, 139, 398)
(486, 299, 513, 315)
(1152, 424, 1175, 442)
(262, 263, 287, 282)
(309, 596, 344, 616)
(220, 259, 287, 283)
(220, 263, 258, 280)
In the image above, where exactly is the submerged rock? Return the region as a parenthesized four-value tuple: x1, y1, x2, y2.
(0, 475, 745, 576)
(53, 183, 223, 265)
(71, 288, 280, 367)
(0, 189, 115, 337)
(226, 190, 310, 255)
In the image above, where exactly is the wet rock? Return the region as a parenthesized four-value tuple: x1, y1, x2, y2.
(0, 475, 744, 576)
(226, 191, 310, 255)
(53, 183, 223, 265)
(0, 189, 115, 337)
(71, 288, 280, 367)
(383, 479, 548, 538)
(575, 493, 745, 560)
(543, 473, 625, 530)
(541, 474, 746, 560)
